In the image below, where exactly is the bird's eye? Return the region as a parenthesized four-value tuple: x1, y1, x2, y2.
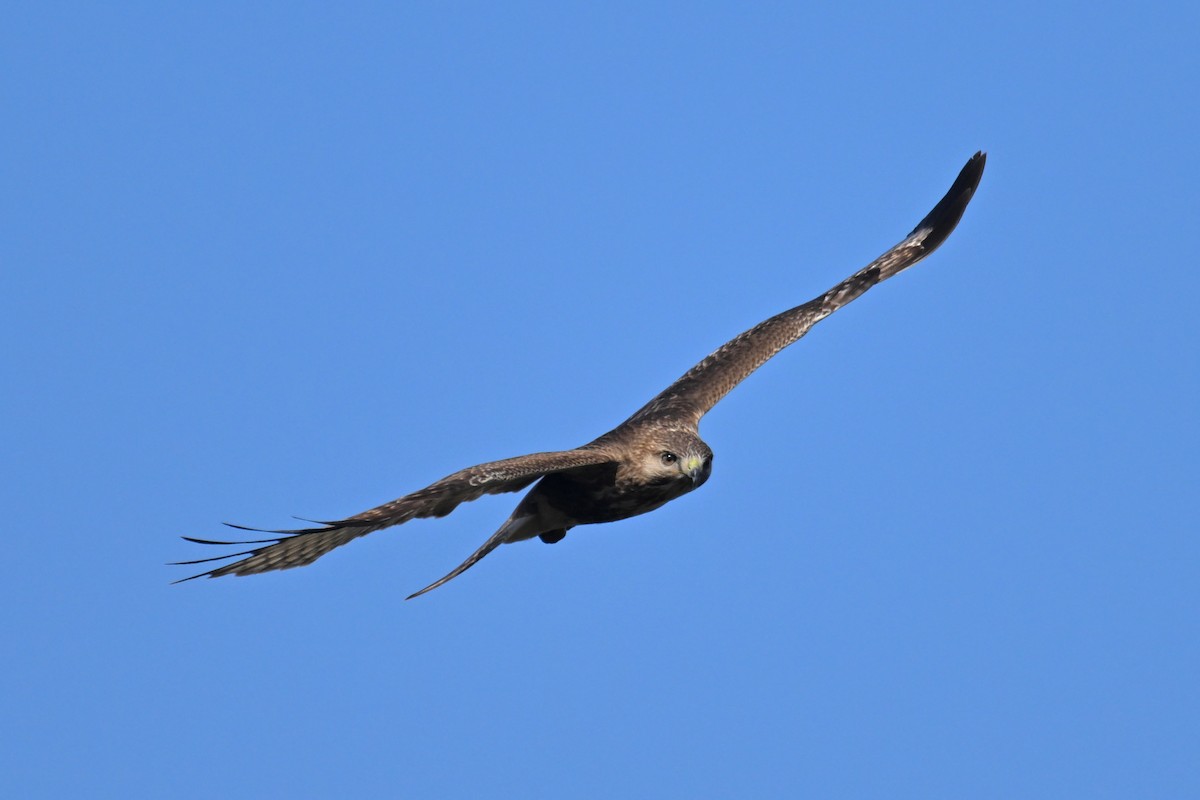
(660, 452, 678, 465)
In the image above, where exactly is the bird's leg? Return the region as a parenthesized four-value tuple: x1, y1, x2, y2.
(539, 530, 566, 544)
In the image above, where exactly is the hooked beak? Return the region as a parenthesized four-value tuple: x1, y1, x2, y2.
(683, 455, 707, 486)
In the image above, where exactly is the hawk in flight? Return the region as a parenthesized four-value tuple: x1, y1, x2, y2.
(175, 152, 986, 598)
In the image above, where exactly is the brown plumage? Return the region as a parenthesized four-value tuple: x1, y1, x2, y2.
(173, 152, 986, 598)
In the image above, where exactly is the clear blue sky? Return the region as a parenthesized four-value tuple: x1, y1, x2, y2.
(4, 3, 1197, 797)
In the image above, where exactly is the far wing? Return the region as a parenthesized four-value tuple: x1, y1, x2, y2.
(172, 448, 615, 581)
(626, 152, 986, 428)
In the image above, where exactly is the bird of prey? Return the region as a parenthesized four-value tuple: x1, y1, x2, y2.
(174, 152, 986, 599)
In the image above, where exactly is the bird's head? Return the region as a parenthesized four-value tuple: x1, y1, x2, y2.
(641, 429, 713, 490)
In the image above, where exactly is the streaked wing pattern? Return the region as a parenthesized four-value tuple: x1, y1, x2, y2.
(172, 449, 616, 580)
(626, 152, 985, 427)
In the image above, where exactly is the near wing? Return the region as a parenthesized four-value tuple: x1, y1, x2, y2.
(172, 449, 615, 582)
(625, 151, 986, 428)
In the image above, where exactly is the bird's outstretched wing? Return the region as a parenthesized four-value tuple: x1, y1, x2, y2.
(403, 515, 524, 601)
(625, 152, 986, 428)
(172, 449, 615, 581)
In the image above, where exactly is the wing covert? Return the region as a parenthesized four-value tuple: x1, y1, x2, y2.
(172, 448, 615, 581)
(625, 152, 986, 427)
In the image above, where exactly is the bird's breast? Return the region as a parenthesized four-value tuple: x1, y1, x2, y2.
(530, 464, 697, 526)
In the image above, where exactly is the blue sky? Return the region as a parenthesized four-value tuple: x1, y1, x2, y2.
(4, 3, 1197, 797)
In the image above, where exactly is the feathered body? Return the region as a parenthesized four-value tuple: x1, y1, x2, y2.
(174, 153, 986, 598)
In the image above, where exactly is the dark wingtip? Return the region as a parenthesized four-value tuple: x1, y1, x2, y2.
(182, 534, 280, 546)
(908, 151, 987, 251)
(222, 521, 279, 533)
(222, 520, 326, 536)
(404, 586, 432, 601)
(171, 533, 281, 582)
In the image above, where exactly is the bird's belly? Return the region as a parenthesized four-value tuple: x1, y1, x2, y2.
(532, 470, 693, 526)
